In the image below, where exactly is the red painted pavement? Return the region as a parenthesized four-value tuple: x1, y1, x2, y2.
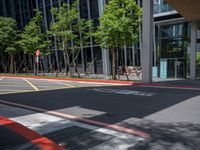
(0, 115, 65, 150)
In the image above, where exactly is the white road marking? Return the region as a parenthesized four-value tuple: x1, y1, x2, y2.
(0, 103, 144, 143)
(92, 88, 156, 96)
(139, 85, 200, 91)
(5, 107, 144, 148)
(0, 77, 4, 81)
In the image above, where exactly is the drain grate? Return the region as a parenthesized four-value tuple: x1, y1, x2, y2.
(44, 126, 114, 150)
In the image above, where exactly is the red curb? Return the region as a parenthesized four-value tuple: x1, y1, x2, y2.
(0, 74, 135, 85)
(0, 115, 65, 150)
(0, 99, 150, 139)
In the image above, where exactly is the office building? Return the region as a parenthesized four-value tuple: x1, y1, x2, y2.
(0, 0, 199, 80)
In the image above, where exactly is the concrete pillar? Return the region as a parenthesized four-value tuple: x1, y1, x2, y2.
(190, 21, 197, 80)
(98, 0, 110, 76)
(50, 0, 60, 71)
(102, 49, 110, 76)
(35, 0, 39, 9)
(87, 0, 95, 73)
(141, 0, 153, 83)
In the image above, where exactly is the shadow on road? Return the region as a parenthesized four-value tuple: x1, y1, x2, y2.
(124, 120, 200, 150)
(0, 84, 200, 149)
(0, 85, 199, 124)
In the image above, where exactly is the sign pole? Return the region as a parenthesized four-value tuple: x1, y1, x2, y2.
(35, 49, 40, 75)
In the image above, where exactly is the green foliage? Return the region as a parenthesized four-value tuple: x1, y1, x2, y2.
(0, 17, 18, 55)
(18, 10, 50, 56)
(197, 52, 200, 65)
(50, 1, 93, 53)
(94, 0, 142, 49)
(94, 0, 142, 79)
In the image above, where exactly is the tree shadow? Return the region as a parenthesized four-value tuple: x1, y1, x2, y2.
(121, 120, 200, 150)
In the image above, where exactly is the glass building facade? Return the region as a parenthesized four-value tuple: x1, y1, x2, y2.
(0, 0, 199, 79)
(34, 0, 107, 74)
(0, 0, 36, 29)
(0, 0, 141, 76)
(159, 23, 189, 78)
(153, 0, 200, 79)
(154, 0, 173, 14)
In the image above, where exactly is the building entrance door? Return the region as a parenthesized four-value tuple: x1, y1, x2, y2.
(167, 59, 186, 78)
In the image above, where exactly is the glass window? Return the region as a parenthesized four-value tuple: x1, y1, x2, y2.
(80, 0, 88, 19)
(154, 0, 173, 14)
(89, 0, 99, 19)
(161, 38, 187, 58)
(161, 24, 185, 38)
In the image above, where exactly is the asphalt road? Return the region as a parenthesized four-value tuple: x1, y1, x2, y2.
(0, 77, 200, 150)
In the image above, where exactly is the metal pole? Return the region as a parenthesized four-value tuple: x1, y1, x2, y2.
(98, 0, 110, 76)
(190, 21, 197, 80)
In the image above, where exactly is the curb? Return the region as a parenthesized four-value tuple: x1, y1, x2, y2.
(0, 74, 136, 85)
(0, 115, 65, 150)
(1, 74, 199, 90)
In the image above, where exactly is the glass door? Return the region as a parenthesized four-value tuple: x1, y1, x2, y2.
(167, 59, 175, 78)
(176, 59, 186, 78)
(167, 59, 186, 78)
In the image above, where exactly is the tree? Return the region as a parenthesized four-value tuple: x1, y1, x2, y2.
(197, 52, 200, 65)
(50, 1, 93, 77)
(94, 0, 142, 79)
(0, 17, 19, 73)
(18, 10, 50, 74)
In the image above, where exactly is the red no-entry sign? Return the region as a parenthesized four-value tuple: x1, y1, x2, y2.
(35, 49, 40, 57)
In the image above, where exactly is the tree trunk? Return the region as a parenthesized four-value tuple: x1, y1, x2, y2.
(74, 60, 81, 78)
(9, 55, 14, 73)
(111, 48, 117, 80)
(1, 59, 7, 73)
(66, 51, 72, 77)
(14, 56, 16, 74)
(63, 51, 68, 77)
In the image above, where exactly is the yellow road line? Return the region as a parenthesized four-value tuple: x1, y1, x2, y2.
(23, 78, 39, 91)
(56, 82, 75, 88)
